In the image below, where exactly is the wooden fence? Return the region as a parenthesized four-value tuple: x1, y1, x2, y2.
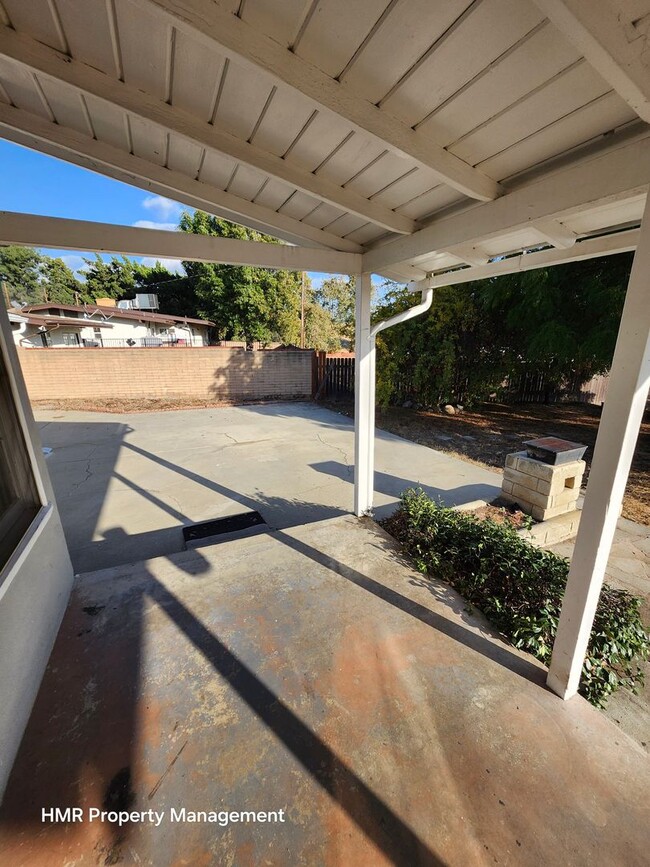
(312, 352, 355, 399)
(311, 354, 613, 406)
(503, 371, 610, 405)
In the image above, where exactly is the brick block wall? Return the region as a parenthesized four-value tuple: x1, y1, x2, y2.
(18, 348, 314, 402)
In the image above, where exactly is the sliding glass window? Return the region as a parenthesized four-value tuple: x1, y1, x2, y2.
(0, 353, 40, 571)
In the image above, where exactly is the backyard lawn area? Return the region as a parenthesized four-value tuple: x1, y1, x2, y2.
(329, 400, 650, 526)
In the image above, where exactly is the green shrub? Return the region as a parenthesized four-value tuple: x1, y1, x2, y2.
(383, 489, 649, 707)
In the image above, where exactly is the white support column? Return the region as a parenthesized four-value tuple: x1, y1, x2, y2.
(547, 197, 650, 700)
(354, 272, 374, 516)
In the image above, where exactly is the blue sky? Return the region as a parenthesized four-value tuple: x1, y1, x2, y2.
(0, 138, 370, 290)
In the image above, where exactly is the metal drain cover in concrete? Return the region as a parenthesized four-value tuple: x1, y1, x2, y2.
(183, 511, 267, 549)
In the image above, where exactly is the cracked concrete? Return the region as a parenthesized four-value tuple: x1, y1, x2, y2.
(35, 402, 502, 572)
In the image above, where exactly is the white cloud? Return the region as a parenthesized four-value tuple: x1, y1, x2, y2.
(132, 219, 179, 231)
(141, 195, 184, 220)
(60, 254, 86, 276)
(140, 257, 185, 274)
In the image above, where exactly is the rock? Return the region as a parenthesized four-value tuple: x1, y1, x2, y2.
(402, 400, 413, 409)
(443, 404, 456, 415)
(456, 404, 464, 412)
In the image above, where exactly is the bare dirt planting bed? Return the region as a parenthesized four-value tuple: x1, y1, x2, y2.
(327, 400, 650, 526)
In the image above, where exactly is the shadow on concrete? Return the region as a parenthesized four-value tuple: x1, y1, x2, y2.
(272, 527, 546, 688)
(1, 407, 552, 863)
(310, 459, 500, 517)
(0, 529, 446, 865)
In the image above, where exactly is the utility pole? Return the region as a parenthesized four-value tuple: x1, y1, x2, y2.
(300, 271, 306, 349)
(1, 277, 10, 310)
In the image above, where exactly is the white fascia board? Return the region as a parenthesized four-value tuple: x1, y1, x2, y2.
(0, 211, 362, 274)
(363, 135, 650, 271)
(425, 228, 639, 287)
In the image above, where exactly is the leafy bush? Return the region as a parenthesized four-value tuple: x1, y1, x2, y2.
(383, 489, 649, 707)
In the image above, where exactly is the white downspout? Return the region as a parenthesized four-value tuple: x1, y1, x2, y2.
(369, 285, 434, 341)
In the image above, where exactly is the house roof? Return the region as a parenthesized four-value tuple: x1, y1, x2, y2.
(8, 309, 115, 328)
(21, 303, 215, 327)
(7, 310, 28, 324)
(0, 0, 646, 284)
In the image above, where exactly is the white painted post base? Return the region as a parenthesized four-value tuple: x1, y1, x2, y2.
(547, 198, 650, 700)
(354, 272, 374, 516)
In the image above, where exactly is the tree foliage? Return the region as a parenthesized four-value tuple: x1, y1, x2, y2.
(178, 211, 306, 345)
(1, 212, 347, 350)
(0, 245, 85, 305)
(313, 276, 356, 341)
(81, 255, 137, 301)
(375, 253, 633, 406)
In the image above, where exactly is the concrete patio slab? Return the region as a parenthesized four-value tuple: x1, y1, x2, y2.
(35, 402, 503, 572)
(1, 516, 648, 866)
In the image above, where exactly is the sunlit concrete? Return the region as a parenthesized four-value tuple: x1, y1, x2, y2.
(35, 402, 502, 572)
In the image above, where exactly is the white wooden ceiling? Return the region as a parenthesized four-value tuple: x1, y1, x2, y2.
(0, 0, 648, 279)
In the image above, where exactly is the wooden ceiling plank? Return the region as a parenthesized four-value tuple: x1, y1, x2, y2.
(0, 100, 363, 252)
(135, 0, 503, 201)
(0, 25, 414, 234)
(532, 0, 650, 123)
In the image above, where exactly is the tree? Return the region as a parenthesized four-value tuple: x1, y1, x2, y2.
(478, 254, 631, 386)
(179, 211, 303, 345)
(374, 282, 508, 407)
(42, 258, 85, 304)
(81, 255, 137, 300)
(0, 245, 84, 305)
(313, 276, 356, 342)
(0, 246, 47, 304)
(304, 299, 342, 351)
(373, 252, 633, 407)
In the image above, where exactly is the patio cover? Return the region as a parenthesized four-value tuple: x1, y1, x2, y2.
(0, 0, 648, 699)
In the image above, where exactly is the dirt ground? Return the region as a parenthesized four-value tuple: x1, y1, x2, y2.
(32, 396, 650, 525)
(31, 396, 300, 414)
(326, 399, 650, 526)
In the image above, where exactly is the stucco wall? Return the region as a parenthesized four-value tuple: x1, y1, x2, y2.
(0, 316, 74, 801)
(12, 319, 209, 348)
(18, 347, 314, 401)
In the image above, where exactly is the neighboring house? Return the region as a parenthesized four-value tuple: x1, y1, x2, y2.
(8, 301, 214, 348)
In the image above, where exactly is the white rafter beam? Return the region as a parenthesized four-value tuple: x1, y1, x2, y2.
(446, 243, 490, 265)
(136, 0, 502, 203)
(0, 26, 414, 236)
(0, 210, 362, 273)
(533, 0, 650, 123)
(0, 101, 365, 254)
(363, 135, 650, 271)
(424, 228, 639, 287)
(532, 219, 578, 249)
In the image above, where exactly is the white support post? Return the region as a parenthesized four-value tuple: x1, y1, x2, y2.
(354, 272, 374, 516)
(547, 197, 650, 700)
